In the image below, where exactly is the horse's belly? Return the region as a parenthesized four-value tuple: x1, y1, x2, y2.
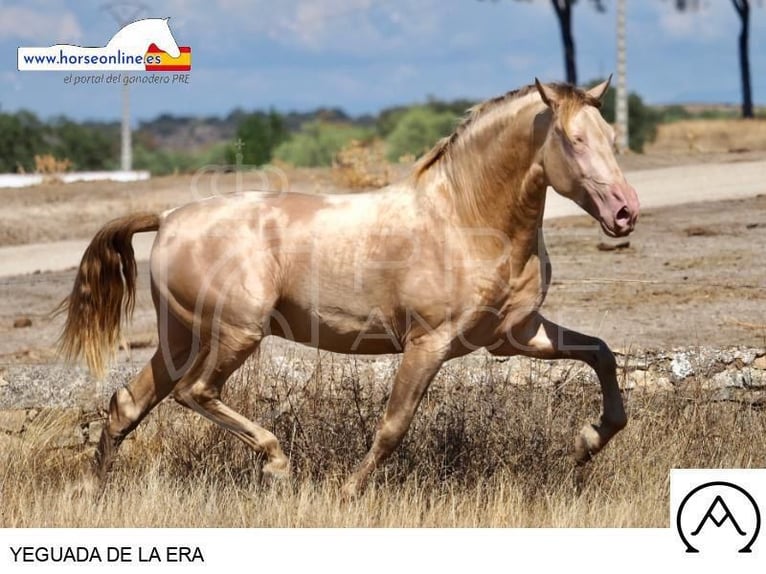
(269, 299, 403, 354)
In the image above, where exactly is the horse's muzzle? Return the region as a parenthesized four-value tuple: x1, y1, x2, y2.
(602, 182, 639, 237)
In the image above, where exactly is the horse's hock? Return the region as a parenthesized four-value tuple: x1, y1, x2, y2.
(1, 347, 765, 449)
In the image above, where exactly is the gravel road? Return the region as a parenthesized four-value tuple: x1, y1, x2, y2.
(1, 159, 765, 278)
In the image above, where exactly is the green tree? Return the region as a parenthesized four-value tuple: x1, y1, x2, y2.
(49, 119, 117, 170)
(0, 111, 46, 172)
(384, 106, 458, 162)
(273, 121, 373, 167)
(227, 110, 289, 166)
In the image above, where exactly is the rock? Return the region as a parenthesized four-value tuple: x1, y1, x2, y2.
(733, 349, 758, 366)
(754, 356, 766, 370)
(707, 368, 764, 389)
(87, 421, 104, 445)
(0, 433, 25, 452)
(13, 316, 32, 328)
(51, 426, 85, 448)
(709, 371, 744, 390)
(656, 376, 672, 389)
(671, 353, 694, 381)
(0, 409, 27, 433)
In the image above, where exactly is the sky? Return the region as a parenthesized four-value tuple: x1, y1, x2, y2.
(1, 0, 765, 123)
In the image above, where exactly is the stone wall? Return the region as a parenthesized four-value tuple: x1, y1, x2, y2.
(0, 407, 103, 448)
(1, 347, 764, 447)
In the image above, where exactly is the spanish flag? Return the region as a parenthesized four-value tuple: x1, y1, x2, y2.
(144, 43, 191, 72)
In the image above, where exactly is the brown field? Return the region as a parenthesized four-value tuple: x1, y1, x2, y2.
(1, 138, 766, 528)
(646, 118, 766, 155)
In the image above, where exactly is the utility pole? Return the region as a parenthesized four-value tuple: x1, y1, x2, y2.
(103, 1, 147, 171)
(615, 0, 628, 153)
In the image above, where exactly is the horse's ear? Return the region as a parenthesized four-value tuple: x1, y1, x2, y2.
(535, 78, 559, 109)
(586, 74, 612, 103)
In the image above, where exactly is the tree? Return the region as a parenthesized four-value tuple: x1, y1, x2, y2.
(49, 119, 117, 170)
(482, 0, 606, 85)
(227, 110, 289, 167)
(672, 0, 761, 119)
(0, 111, 46, 172)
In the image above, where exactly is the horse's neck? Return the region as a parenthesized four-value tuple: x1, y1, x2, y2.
(433, 98, 550, 240)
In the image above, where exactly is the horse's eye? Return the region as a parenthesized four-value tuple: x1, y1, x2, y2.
(573, 135, 585, 145)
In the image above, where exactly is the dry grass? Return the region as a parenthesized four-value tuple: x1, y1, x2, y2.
(1, 350, 765, 527)
(647, 119, 766, 154)
(33, 154, 72, 175)
(331, 139, 390, 190)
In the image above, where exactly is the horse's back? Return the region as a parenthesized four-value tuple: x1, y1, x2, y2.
(149, 188, 429, 351)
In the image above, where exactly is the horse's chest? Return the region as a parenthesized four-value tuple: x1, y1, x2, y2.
(498, 251, 552, 324)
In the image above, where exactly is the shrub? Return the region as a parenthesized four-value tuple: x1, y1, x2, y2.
(332, 139, 390, 189)
(273, 121, 374, 167)
(384, 106, 458, 162)
(33, 154, 72, 174)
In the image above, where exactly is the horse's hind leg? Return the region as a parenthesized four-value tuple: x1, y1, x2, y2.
(94, 348, 178, 482)
(94, 311, 193, 483)
(172, 338, 289, 479)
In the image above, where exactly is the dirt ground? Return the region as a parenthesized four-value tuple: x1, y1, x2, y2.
(1, 155, 765, 407)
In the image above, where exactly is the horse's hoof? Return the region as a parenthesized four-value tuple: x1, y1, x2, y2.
(340, 479, 363, 502)
(68, 474, 100, 501)
(262, 457, 290, 482)
(574, 423, 601, 465)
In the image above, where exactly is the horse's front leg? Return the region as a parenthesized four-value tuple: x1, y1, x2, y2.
(341, 343, 446, 499)
(490, 311, 627, 463)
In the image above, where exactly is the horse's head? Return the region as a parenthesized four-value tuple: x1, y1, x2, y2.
(108, 18, 181, 58)
(151, 18, 181, 58)
(535, 77, 639, 238)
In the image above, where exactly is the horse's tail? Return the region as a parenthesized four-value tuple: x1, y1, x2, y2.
(57, 212, 160, 378)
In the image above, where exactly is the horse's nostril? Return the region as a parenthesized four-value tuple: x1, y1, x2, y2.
(616, 206, 630, 223)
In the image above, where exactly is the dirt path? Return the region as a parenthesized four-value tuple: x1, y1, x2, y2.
(2, 158, 766, 277)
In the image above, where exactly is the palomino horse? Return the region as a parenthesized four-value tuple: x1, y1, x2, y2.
(59, 78, 639, 497)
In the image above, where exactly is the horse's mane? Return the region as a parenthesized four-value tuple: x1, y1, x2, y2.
(413, 82, 600, 177)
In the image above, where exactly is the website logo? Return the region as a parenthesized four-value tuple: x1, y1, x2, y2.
(17, 17, 191, 72)
(672, 470, 762, 555)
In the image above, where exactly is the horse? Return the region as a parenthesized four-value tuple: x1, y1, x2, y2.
(58, 77, 639, 498)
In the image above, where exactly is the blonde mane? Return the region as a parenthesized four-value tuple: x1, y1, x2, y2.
(414, 82, 601, 178)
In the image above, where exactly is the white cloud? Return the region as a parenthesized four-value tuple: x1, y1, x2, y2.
(0, 4, 81, 44)
(654, 1, 737, 41)
(210, 0, 443, 53)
